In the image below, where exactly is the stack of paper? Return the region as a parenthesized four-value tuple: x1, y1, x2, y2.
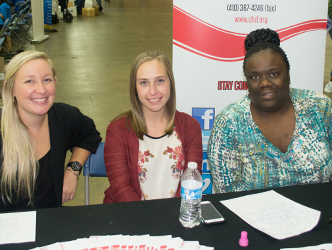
(220, 190, 321, 240)
(29, 234, 214, 250)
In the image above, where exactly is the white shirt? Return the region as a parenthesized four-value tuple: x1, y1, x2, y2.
(138, 128, 184, 200)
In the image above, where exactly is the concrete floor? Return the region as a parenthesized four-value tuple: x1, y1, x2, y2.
(20, 0, 332, 206)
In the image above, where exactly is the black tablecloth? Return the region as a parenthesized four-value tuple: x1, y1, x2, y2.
(1, 182, 332, 250)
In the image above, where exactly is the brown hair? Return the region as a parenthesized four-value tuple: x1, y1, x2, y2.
(122, 50, 176, 139)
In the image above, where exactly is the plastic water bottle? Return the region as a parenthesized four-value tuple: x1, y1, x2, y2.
(179, 162, 203, 228)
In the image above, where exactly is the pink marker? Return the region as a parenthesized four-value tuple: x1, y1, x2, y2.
(239, 231, 249, 247)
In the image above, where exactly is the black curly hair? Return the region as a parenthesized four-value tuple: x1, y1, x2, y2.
(243, 28, 290, 74)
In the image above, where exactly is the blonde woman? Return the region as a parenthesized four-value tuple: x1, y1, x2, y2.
(0, 51, 101, 211)
(103, 51, 202, 203)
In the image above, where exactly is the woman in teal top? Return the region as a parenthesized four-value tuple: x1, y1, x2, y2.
(0, 0, 10, 28)
(208, 28, 332, 193)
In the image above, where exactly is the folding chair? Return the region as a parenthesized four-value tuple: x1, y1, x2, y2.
(9, 11, 24, 48)
(14, 1, 26, 13)
(13, 6, 31, 44)
(0, 16, 15, 54)
(83, 142, 107, 205)
(0, 37, 6, 52)
(13, 0, 25, 13)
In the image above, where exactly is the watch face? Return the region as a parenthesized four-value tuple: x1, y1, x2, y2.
(69, 161, 82, 171)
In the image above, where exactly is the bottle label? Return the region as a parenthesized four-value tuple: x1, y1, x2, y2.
(180, 186, 202, 200)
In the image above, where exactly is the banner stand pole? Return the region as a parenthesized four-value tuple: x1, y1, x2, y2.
(31, 0, 49, 44)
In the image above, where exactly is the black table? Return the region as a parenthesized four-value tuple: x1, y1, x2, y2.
(1, 182, 332, 250)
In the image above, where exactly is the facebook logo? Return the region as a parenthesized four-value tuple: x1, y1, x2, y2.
(202, 130, 211, 151)
(192, 108, 215, 130)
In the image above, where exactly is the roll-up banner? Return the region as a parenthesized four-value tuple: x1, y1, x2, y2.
(44, 0, 52, 31)
(173, 0, 328, 194)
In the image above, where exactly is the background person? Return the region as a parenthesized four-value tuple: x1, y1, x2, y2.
(103, 50, 202, 203)
(0, 0, 10, 30)
(208, 28, 332, 193)
(0, 51, 101, 211)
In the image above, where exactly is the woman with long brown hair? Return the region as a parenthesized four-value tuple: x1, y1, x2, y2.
(103, 51, 202, 203)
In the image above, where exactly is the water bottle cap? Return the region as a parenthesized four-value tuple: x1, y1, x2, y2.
(188, 162, 197, 169)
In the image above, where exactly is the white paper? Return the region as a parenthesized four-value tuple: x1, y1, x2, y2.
(109, 235, 123, 249)
(60, 240, 79, 250)
(156, 235, 172, 250)
(127, 235, 137, 250)
(33, 235, 216, 250)
(220, 190, 321, 240)
(147, 235, 158, 250)
(136, 235, 150, 250)
(198, 246, 214, 250)
(281, 243, 332, 250)
(92, 235, 110, 250)
(0, 211, 36, 245)
(148, 235, 172, 250)
(167, 237, 183, 250)
(120, 235, 130, 250)
(87, 237, 98, 250)
(39, 242, 62, 250)
(76, 238, 88, 250)
(180, 241, 200, 250)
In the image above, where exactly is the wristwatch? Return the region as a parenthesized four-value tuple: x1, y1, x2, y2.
(66, 161, 82, 175)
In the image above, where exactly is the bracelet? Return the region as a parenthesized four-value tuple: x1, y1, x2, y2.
(66, 168, 79, 180)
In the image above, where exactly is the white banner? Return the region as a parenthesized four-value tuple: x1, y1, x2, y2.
(173, 0, 328, 194)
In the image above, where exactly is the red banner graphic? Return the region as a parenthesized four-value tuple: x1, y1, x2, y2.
(173, 6, 327, 62)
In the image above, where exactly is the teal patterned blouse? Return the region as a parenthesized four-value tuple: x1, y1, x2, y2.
(208, 88, 332, 193)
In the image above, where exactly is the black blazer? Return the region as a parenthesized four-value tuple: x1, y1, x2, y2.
(48, 103, 101, 206)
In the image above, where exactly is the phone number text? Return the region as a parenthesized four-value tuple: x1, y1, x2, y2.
(227, 4, 276, 12)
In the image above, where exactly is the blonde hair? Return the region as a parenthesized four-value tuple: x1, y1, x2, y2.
(125, 50, 176, 139)
(1, 50, 56, 204)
